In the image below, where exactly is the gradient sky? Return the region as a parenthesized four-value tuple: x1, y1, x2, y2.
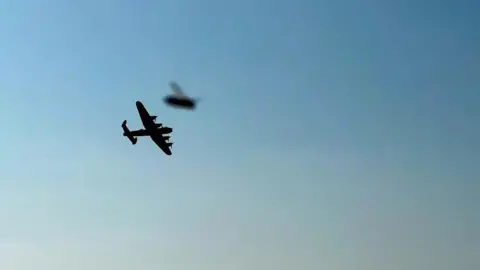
(0, 0, 478, 269)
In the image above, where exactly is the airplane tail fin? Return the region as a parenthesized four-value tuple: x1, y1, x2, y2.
(122, 120, 137, 145)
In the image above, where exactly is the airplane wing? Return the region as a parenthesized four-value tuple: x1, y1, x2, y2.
(136, 101, 157, 130)
(169, 81, 186, 97)
(150, 133, 172, 155)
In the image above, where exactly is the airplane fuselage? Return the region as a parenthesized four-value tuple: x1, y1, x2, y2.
(164, 96, 196, 109)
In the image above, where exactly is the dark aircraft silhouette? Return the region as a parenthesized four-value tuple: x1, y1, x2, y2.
(163, 81, 200, 110)
(122, 101, 174, 156)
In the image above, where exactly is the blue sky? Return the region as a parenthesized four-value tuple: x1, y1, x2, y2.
(0, 0, 478, 269)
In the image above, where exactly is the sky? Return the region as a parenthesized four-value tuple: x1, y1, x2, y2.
(0, 0, 478, 269)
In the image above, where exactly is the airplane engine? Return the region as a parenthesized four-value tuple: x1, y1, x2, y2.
(159, 127, 172, 134)
(155, 123, 163, 128)
(151, 115, 157, 121)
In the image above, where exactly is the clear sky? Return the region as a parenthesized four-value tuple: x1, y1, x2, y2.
(0, 0, 478, 269)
